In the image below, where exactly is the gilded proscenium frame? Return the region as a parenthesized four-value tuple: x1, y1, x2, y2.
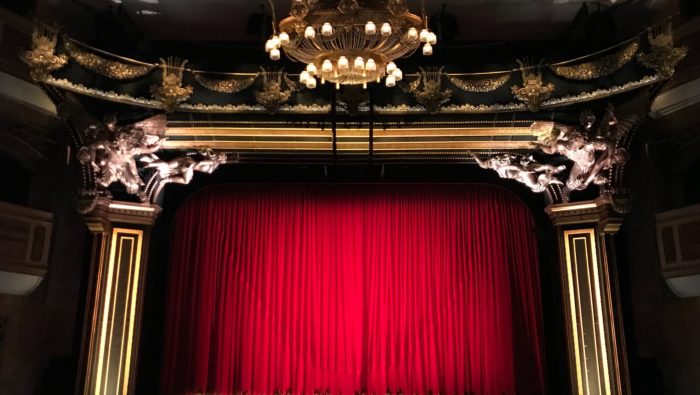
(79, 199, 160, 395)
(86, 228, 144, 395)
(163, 126, 538, 151)
(547, 198, 629, 395)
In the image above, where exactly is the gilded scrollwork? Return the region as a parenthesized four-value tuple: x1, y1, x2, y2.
(637, 22, 687, 79)
(413, 67, 452, 114)
(254, 68, 294, 114)
(150, 58, 194, 112)
(512, 59, 554, 112)
(550, 41, 639, 80)
(20, 23, 68, 82)
(447, 73, 510, 93)
(63, 40, 155, 80)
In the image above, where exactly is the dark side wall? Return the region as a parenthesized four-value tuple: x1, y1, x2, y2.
(620, 110, 700, 394)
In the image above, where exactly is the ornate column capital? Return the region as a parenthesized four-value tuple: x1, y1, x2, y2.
(545, 196, 624, 234)
(83, 198, 161, 234)
(77, 197, 160, 395)
(546, 196, 631, 395)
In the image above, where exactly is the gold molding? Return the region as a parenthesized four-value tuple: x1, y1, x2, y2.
(563, 229, 614, 395)
(161, 140, 535, 151)
(165, 126, 538, 138)
(87, 228, 144, 395)
(549, 198, 629, 395)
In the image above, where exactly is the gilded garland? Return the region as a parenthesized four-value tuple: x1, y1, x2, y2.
(63, 39, 155, 80)
(550, 41, 639, 80)
(193, 72, 258, 94)
(446, 73, 510, 93)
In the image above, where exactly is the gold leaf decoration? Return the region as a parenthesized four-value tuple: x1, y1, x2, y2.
(63, 40, 155, 80)
(193, 72, 257, 93)
(637, 22, 687, 79)
(550, 41, 639, 80)
(512, 59, 554, 112)
(447, 73, 510, 92)
(150, 57, 193, 113)
(398, 75, 421, 93)
(20, 23, 68, 81)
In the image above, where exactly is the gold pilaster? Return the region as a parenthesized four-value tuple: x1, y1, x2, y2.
(546, 197, 630, 395)
(77, 198, 161, 395)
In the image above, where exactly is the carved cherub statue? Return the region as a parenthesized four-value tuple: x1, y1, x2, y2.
(530, 105, 632, 192)
(471, 152, 565, 193)
(78, 115, 167, 200)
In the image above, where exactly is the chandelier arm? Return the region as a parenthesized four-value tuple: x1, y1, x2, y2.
(267, 0, 278, 35)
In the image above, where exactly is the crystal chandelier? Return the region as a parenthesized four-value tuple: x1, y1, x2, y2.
(264, 0, 437, 89)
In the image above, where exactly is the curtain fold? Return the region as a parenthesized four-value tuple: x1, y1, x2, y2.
(161, 184, 545, 395)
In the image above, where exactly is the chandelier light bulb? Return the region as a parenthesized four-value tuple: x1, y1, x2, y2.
(299, 70, 310, 84)
(365, 21, 377, 35)
(306, 63, 317, 76)
(354, 57, 365, 69)
(306, 76, 317, 89)
(279, 32, 290, 45)
(407, 27, 418, 41)
(385, 74, 396, 87)
(365, 58, 377, 72)
(322, 59, 333, 73)
(305, 26, 316, 39)
(338, 56, 349, 70)
(392, 68, 403, 81)
(271, 35, 281, 48)
(422, 43, 433, 56)
(321, 22, 333, 36)
(270, 48, 281, 60)
(381, 22, 392, 36)
(419, 28, 429, 43)
(386, 61, 397, 73)
(428, 32, 437, 45)
(265, 39, 274, 52)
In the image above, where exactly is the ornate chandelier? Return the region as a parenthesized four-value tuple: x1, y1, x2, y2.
(264, 0, 436, 89)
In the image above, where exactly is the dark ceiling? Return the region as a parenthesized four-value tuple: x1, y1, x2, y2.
(28, 0, 674, 43)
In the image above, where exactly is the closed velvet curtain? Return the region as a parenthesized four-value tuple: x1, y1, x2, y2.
(161, 185, 545, 395)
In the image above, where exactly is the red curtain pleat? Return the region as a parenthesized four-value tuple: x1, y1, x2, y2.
(161, 184, 546, 395)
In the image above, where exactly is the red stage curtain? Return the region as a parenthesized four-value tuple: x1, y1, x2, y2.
(161, 185, 545, 395)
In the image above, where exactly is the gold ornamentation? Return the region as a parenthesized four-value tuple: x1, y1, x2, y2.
(63, 40, 155, 80)
(150, 57, 193, 112)
(43, 74, 661, 115)
(637, 22, 687, 79)
(413, 67, 452, 114)
(398, 74, 421, 93)
(193, 72, 257, 93)
(512, 59, 555, 112)
(254, 68, 293, 114)
(447, 73, 511, 92)
(20, 23, 68, 82)
(550, 41, 639, 80)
